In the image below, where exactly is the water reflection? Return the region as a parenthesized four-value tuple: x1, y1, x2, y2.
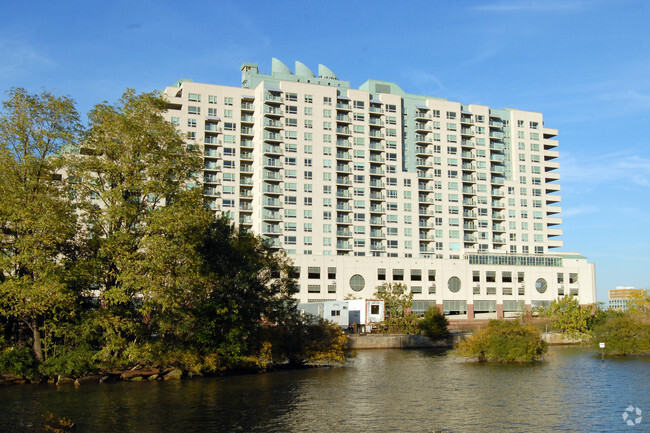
(1, 346, 648, 432)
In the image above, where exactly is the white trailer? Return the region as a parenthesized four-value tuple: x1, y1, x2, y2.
(347, 299, 385, 332)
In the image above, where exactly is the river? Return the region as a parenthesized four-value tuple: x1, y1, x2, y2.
(1, 346, 648, 432)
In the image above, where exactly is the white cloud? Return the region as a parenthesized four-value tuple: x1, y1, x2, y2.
(0, 38, 54, 80)
(561, 151, 650, 189)
(403, 69, 446, 95)
(562, 205, 599, 218)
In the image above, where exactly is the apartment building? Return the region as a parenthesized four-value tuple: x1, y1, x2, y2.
(608, 286, 644, 311)
(162, 58, 596, 318)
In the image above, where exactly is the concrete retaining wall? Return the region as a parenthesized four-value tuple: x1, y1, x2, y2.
(347, 333, 467, 350)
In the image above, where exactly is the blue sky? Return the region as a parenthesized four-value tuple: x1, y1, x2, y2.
(2, 0, 649, 301)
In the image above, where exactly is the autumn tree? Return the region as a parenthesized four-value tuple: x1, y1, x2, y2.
(537, 295, 594, 340)
(374, 282, 419, 333)
(0, 88, 81, 362)
(67, 89, 209, 367)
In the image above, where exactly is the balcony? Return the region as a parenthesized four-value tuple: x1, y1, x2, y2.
(262, 198, 282, 208)
(264, 119, 282, 129)
(336, 152, 352, 160)
(370, 230, 385, 238)
(204, 150, 221, 158)
(369, 142, 385, 151)
(336, 114, 351, 123)
(370, 181, 385, 188)
(336, 102, 351, 110)
(241, 115, 254, 123)
(336, 176, 351, 185)
(336, 241, 352, 250)
(369, 106, 384, 114)
(336, 229, 352, 237)
(264, 94, 283, 103)
(370, 205, 386, 213)
(263, 107, 282, 116)
(336, 216, 352, 224)
(460, 128, 474, 136)
(336, 127, 351, 135)
(336, 203, 352, 211)
(263, 185, 282, 194)
(370, 243, 385, 251)
(263, 145, 282, 155)
(264, 132, 282, 142)
(263, 172, 283, 181)
(262, 211, 281, 221)
(491, 188, 504, 196)
(336, 139, 351, 148)
(336, 190, 352, 198)
(262, 225, 281, 234)
(263, 158, 282, 168)
(336, 165, 352, 173)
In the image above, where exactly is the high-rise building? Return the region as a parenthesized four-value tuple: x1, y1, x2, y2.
(608, 286, 643, 311)
(162, 58, 596, 318)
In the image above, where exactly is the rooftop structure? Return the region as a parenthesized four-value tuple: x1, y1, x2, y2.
(162, 58, 597, 318)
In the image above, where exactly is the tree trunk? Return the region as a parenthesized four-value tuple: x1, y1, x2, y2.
(32, 320, 44, 361)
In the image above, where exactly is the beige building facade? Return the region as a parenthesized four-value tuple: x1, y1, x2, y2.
(162, 59, 596, 318)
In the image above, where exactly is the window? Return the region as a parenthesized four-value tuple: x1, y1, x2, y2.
(224, 97, 233, 106)
(305, 95, 313, 103)
(304, 107, 313, 116)
(188, 106, 200, 115)
(393, 269, 404, 281)
(187, 119, 196, 128)
(188, 93, 201, 102)
(285, 93, 297, 102)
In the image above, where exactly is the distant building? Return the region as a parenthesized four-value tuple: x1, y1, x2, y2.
(608, 286, 644, 311)
(162, 58, 597, 320)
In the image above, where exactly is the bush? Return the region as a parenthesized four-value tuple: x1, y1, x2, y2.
(456, 319, 548, 363)
(0, 345, 39, 379)
(590, 314, 650, 355)
(420, 306, 450, 341)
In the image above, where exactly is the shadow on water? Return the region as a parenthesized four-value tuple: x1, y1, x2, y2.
(1, 346, 649, 432)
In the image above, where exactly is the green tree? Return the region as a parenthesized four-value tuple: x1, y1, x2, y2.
(457, 320, 548, 363)
(420, 305, 450, 341)
(374, 282, 419, 334)
(67, 89, 208, 368)
(591, 314, 650, 356)
(537, 295, 593, 340)
(0, 88, 81, 362)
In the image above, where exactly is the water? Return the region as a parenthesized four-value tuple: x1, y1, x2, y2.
(1, 346, 648, 432)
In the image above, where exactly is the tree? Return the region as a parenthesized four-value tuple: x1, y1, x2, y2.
(0, 88, 82, 361)
(420, 305, 450, 341)
(537, 295, 593, 340)
(67, 89, 208, 368)
(373, 282, 419, 334)
(591, 314, 650, 356)
(457, 320, 548, 363)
